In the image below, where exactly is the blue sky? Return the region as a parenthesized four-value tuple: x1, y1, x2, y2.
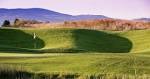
(0, 0, 150, 19)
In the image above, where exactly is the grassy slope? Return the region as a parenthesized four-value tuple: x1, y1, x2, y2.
(118, 30, 150, 53)
(0, 28, 150, 53)
(0, 28, 150, 75)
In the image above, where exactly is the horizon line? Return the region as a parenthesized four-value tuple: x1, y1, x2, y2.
(0, 7, 149, 20)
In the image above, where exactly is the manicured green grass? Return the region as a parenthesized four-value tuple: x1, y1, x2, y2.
(118, 30, 150, 53)
(0, 28, 150, 53)
(0, 53, 150, 75)
(0, 28, 150, 78)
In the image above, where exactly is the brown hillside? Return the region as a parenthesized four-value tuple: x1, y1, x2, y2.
(63, 19, 150, 31)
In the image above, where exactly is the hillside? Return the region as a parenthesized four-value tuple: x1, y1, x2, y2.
(63, 19, 150, 31)
(0, 28, 150, 79)
(0, 28, 150, 53)
(0, 8, 108, 25)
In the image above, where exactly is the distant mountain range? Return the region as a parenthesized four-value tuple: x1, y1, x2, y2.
(0, 8, 108, 25)
(134, 18, 150, 22)
(0, 8, 149, 25)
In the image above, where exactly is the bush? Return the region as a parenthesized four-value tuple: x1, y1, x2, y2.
(2, 20, 10, 27)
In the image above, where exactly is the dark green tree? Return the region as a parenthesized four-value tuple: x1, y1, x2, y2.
(2, 20, 10, 27)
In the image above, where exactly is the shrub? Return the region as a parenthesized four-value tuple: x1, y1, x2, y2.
(2, 20, 10, 27)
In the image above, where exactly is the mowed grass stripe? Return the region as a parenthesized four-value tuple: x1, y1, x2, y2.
(0, 53, 149, 75)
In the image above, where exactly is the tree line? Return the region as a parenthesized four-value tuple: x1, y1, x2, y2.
(2, 19, 42, 27)
(1, 18, 150, 31)
(63, 19, 150, 31)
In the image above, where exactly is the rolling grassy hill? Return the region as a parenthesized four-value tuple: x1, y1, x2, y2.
(0, 28, 150, 79)
(0, 28, 150, 53)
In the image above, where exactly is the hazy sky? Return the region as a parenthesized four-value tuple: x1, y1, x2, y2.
(0, 0, 150, 19)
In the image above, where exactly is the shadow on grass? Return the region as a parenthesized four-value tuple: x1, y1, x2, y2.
(0, 28, 45, 53)
(73, 29, 132, 53)
(0, 28, 132, 53)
